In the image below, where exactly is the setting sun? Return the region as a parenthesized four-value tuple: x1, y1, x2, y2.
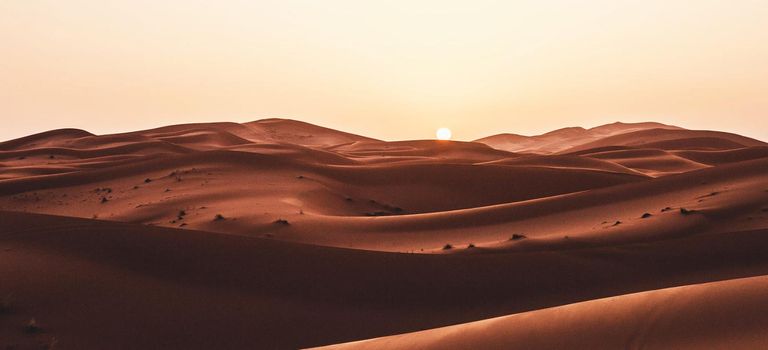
(436, 128, 452, 140)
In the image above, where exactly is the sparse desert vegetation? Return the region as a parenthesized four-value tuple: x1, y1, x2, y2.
(274, 219, 290, 225)
(24, 318, 42, 334)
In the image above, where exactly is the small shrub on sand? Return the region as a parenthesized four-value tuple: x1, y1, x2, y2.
(641, 213, 652, 218)
(168, 171, 183, 182)
(467, 243, 475, 249)
(144, 178, 152, 183)
(274, 219, 290, 225)
(213, 214, 225, 221)
(442, 244, 453, 250)
(680, 208, 695, 215)
(25, 318, 42, 333)
(100, 197, 108, 203)
(510, 234, 527, 241)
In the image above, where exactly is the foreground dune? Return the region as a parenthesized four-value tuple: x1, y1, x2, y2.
(314, 275, 768, 350)
(3, 211, 768, 349)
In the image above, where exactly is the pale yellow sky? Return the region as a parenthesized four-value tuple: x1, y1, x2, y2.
(1, 1, 767, 142)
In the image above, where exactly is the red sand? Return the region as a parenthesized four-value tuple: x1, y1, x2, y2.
(1, 119, 767, 349)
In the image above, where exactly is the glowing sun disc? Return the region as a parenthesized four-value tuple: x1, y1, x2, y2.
(436, 128, 452, 140)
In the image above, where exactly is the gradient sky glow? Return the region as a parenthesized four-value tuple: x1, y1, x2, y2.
(2, 1, 767, 142)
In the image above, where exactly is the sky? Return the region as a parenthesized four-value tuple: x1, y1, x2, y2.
(1, 0, 767, 142)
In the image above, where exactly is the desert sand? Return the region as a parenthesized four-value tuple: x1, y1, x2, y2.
(1, 119, 767, 349)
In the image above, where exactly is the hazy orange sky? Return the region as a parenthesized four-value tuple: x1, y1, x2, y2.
(2, 1, 767, 142)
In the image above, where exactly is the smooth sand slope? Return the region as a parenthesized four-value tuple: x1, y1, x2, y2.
(1, 119, 767, 349)
(474, 122, 684, 154)
(3, 211, 768, 349)
(314, 275, 768, 350)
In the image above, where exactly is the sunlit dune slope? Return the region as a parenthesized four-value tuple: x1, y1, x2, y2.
(558, 128, 766, 154)
(474, 122, 682, 154)
(313, 275, 768, 350)
(0, 119, 766, 252)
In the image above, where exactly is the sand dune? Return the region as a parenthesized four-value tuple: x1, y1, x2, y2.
(673, 146, 768, 165)
(576, 148, 710, 176)
(3, 211, 768, 349)
(558, 128, 766, 154)
(475, 122, 682, 154)
(1, 119, 767, 349)
(315, 275, 768, 350)
(478, 154, 648, 176)
(0, 119, 766, 251)
(246, 118, 380, 146)
(330, 139, 519, 164)
(0, 128, 95, 151)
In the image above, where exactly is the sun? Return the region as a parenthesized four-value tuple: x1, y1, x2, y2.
(436, 127, 452, 140)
